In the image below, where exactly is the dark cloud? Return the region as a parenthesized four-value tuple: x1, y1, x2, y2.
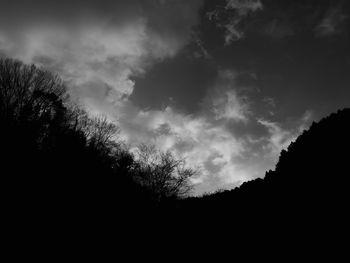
(130, 49, 216, 113)
(204, 0, 350, 42)
(261, 19, 295, 39)
(0, 0, 204, 111)
(206, 0, 263, 44)
(315, 2, 349, 37)
(0, 0, 203, 56)
(1, 0, 349, 194)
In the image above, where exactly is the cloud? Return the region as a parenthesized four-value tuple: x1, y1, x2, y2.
(207, 0, 263, 44)
(0, 0, 203, 110)
(209, 70, 251, 123)
(112, 70, 313, 195)
(257, 119, 294, 157)
(105, 70, 256, 193)
(225, 0, 263, 15)
(193, 37, 212, 59)
(212, 90, 250, 122)
(115, 102, 312, 195)
(262, 19, 295, 39)
(263, 97, 276, 108)
(257, 110, 313, 158)
(0, 1, 315, 195)
(224, 0, 263, 44)
(117, 104, 251, 193)
(315, 4, 348, 37)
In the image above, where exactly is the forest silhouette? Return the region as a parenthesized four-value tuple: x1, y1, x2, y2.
(1, 58, 350, 235)
(0, 58, 195, 216)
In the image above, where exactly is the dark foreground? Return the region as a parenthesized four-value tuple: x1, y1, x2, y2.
(1, 58, 349, 255)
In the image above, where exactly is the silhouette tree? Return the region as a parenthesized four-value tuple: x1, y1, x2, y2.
(134, 144, 196, 201)
(0, 59, 131, 209)
(174, 108, 350, 229)
(0, 57, 196, 220)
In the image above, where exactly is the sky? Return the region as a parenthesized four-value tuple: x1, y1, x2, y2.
(0, 0, 349, 194)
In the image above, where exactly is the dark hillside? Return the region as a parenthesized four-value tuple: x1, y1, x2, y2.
(0, 59, 161, 225)
(2, 58, 349, 246)
(175, 108, 350, 226)
(0, 59, 194, 233)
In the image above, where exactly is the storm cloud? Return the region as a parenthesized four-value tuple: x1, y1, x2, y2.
(1, 0, 348, 194)
(0, 0, 203, 108)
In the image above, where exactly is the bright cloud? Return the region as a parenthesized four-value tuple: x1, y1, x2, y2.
(111, 69, 313, 194)
(0, 0, 203, 110)
(257, 110, 313, 159)
(206, 69, 251, 123)
(212, 90, 250, 122)
(115, 102, 312, 194)
(0, 0, 315, 195)
(257, 119, 295, 157)
(117, 105, 250, 193)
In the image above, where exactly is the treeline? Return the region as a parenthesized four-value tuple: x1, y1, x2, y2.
(175, 108, 350, 228)
(0, 58, 194, 219)
(2, 57, 350, 229)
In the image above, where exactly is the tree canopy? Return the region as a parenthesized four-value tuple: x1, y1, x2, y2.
(0, 58, 195, 217)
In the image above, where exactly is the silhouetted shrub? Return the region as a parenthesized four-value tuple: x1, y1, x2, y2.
(132, 144, 195, 202)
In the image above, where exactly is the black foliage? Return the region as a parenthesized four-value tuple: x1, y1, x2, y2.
(0, 58, 193, 228)
(2, 57, 349, 250)
(174, 108, 350, 230)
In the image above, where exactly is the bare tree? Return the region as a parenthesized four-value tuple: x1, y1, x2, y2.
(65, 106, 120, 150)
(0, 58, 67, 121)
(134, 144, 196, 200)
(89, 116, 119, 146)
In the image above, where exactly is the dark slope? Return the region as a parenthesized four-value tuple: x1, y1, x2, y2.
(0, 59, 161, 228)
(174, 108, 350, 224)
(2, 58, 349, 250)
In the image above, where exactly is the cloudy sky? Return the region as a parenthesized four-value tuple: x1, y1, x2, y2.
(1, 0, 349, 194)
